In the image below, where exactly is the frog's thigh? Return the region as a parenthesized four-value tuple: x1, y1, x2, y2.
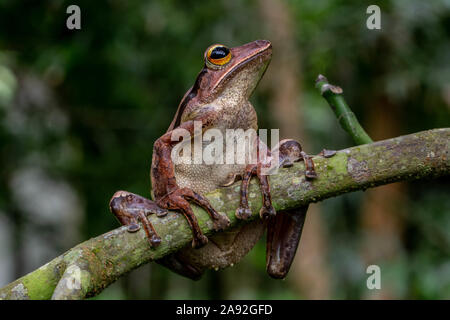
(178, 219, 265, 271)
(156, 252, 204, 280)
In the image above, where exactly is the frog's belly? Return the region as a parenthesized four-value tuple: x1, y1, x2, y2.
(175, 163, 246, 195)
(173, 152, 263, 272)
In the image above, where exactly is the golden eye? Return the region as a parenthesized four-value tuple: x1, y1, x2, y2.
(206, 44, 231, 68)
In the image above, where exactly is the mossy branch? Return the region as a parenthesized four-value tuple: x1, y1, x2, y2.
(0, 128, 449, 300)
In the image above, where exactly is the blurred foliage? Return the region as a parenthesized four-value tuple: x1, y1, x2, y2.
(0, 0, 449, 299)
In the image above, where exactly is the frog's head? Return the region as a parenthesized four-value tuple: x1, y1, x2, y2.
(169, 40, 272, 130)
(201, 40, 272, 100)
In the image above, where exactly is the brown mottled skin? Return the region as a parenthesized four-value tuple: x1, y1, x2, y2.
(110, 40, 319, 279)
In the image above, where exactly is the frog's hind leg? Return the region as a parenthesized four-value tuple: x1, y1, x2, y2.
(157, 252, 204, 281)
(266, 206, 308, 279)
(109, 191, 168, 248)
(275, 139, 317, 178)
(235, 144, 276, 221)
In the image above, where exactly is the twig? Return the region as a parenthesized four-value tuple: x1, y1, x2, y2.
(316, 74, 373, 145)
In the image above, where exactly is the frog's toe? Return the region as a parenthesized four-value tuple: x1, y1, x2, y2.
(149, 235, 162, 248)
(305, 169, 317, 179)
(213, 214, 230, 231)
(235, 206, 252, 220)
(127, 223, 141, 233)
(156, 210, 168, 217)
(280, 158, 294, 168)
(192, 234, 208, 249)
(260, 205, 276, 220)
(319, 148, 337, 158)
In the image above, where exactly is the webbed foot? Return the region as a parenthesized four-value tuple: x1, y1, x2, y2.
(275, 139, 317, 179)
(109, 191, 168, 248)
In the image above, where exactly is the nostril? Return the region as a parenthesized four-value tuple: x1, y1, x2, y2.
(255, 39, 271, 48)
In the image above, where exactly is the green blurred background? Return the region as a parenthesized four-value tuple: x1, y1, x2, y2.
(0, 0, 449, 299)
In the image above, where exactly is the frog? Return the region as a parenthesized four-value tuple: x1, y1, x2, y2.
(109, 40, 319, 279)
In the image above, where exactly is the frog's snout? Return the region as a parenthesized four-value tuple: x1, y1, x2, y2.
(254, 39, 271, 49)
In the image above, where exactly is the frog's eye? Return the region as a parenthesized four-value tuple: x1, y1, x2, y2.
(205, 44, 231, 69)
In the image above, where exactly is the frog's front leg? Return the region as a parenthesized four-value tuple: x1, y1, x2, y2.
(233, 138, 321, 278)
(234, 137, 276, 220)
(152, 120, 231, 249)
(109, 191, 168, 248)
(234, 137, 317, 220)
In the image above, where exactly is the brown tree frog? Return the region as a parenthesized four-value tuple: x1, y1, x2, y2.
(110, 40, 319, 279)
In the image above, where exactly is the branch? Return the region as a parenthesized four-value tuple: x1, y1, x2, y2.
(316, 74, 373, 145)
(0, 128, 448, 300)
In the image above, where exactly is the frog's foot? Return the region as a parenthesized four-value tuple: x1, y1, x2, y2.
(275, 139, 317, 179)
(236, 163, 276, 221)
(236, 206, 253, 220)
(109, 191, 168, 248)
(157, 187, 230, 249)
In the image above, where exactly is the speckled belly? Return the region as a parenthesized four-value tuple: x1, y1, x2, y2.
(175, 162, 246, 195)
(174, 116, 256, 194)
